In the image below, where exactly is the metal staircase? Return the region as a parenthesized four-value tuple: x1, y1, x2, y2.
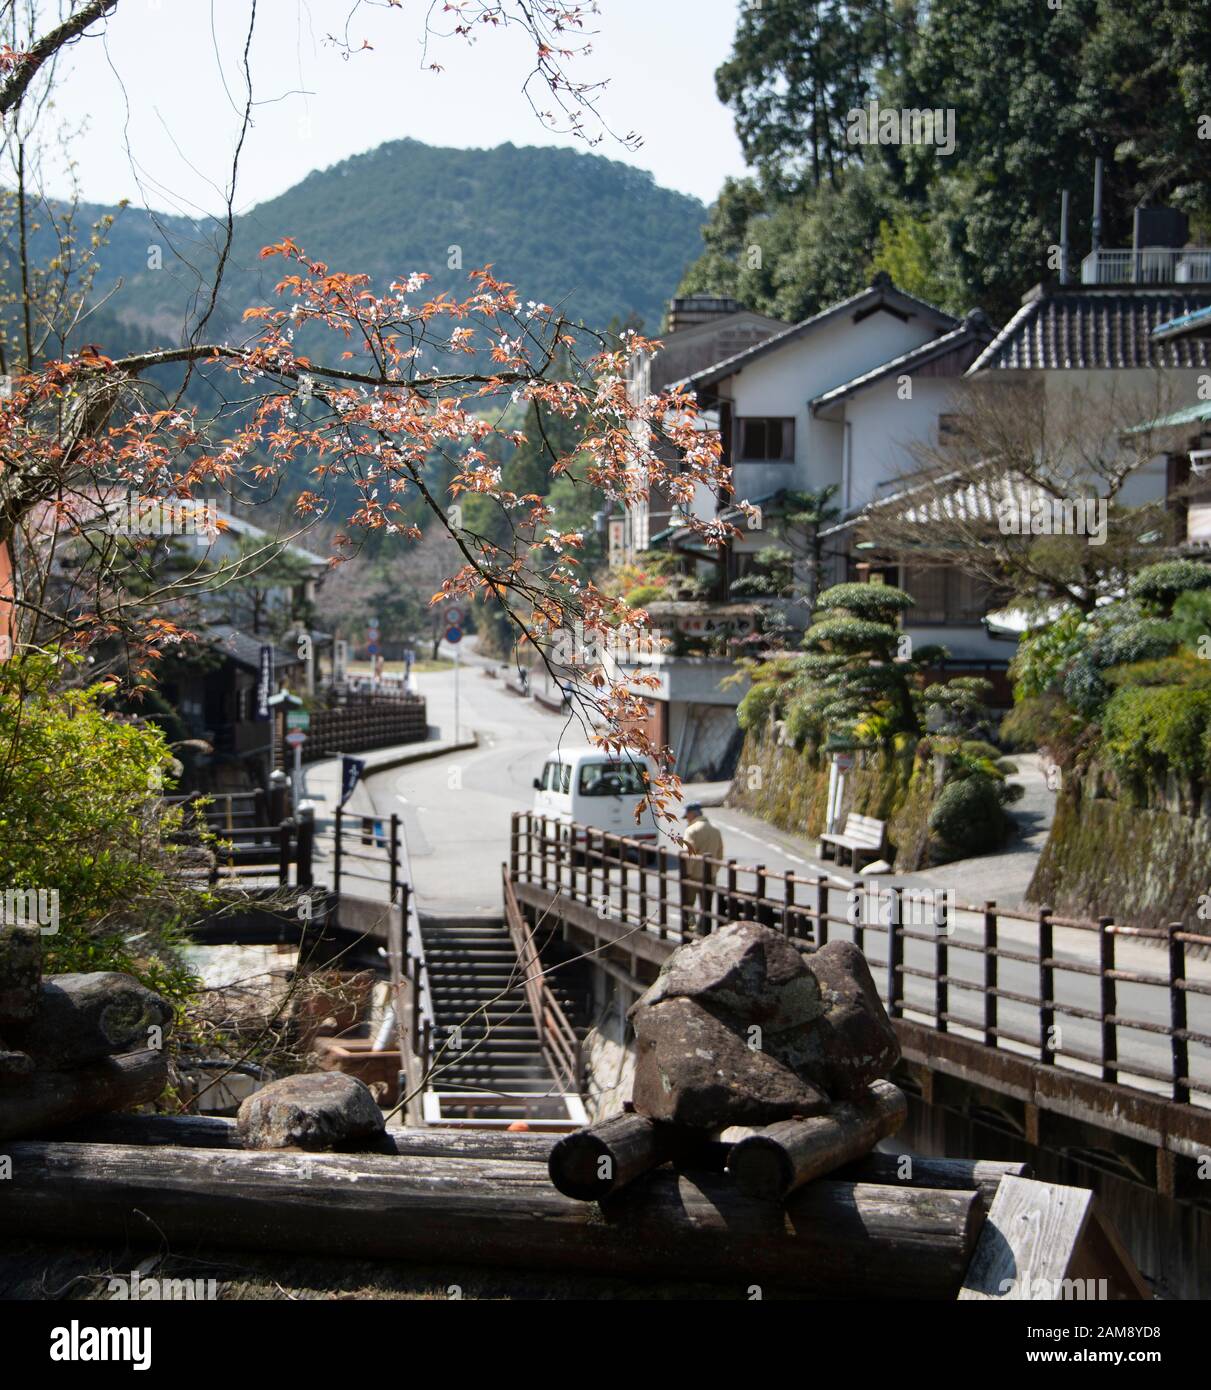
(418, 910, 588, 1129)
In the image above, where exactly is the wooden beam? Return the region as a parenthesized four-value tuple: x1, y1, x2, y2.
(0, 1049, 167, 1141)
(959, 1174, 1148, 1301)
(0, 1139, 984, 1297)
(727, 1081, 907, 1201)
(548, 1113, 674, 1200)
(49, 1111, 557, 1162)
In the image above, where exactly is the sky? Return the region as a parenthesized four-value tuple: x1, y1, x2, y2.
(36, 0, 751, 219)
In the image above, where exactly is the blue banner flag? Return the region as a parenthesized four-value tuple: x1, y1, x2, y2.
(340, 755, 367, 808)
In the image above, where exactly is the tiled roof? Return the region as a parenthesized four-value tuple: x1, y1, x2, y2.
(206, 624, 302, 671)
(677, 274, 957, 391)
(811, 312, 993, 409)
(969, 289, 1211, 372)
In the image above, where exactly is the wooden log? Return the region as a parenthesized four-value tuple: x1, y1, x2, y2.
(0, 1049, 168, 1140)
(727, 1079, 907, 1201)
(833, 1154, 1031, 1208)
(0, 1139, 984, 1297)
(50, 1111, 558, 1161)
(548, 1112, 674, 1200)
(0, 924, 41, 1027)
(17, 972, 173, 1069)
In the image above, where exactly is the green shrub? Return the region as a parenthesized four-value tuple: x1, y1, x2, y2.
(814, 582, 914, 622)
(928, 773, 1013, 857)
(624, 584, 664, 608)
(1127, 560, 1211, 615)
(0, 656, 199, 1010)
(1100, 684, 1211, 785)
(737, 681, 781, 732)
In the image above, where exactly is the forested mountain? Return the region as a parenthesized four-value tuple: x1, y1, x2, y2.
(61, 139, 705, 352)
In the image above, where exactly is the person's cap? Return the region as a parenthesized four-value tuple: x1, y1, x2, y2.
(684, 802, 703, 815)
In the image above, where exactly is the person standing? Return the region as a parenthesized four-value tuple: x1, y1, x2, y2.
(681, 802, 723, 935)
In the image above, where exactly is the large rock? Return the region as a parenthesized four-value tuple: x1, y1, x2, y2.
(19, 973, 173, 1069)
(0, 925, 42, 1028)
(637, 921, 824, 1033)
(237, 1072, 386, 1151)
(631, 995, 829, 1128)
(627, 924, 900, 1127)
(766, 940, 901, 1101)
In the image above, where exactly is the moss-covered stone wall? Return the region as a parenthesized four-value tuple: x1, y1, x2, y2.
(1029, 769, 1211, 931)
(728, 726, 937, 871)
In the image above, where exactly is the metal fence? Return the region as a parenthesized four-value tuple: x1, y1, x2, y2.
(509, 811, 1211, 1111)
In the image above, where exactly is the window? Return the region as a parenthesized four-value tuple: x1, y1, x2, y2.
(577, 761, 648, 797)
(736, 416, 794, 462)
(541, 761, 570, 792)
(901, 565, 990, 626)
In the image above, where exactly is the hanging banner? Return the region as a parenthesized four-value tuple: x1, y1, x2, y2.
(256, 645, 274, 721)
(340, 755, 367, 808)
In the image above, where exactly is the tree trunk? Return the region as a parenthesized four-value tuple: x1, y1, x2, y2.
(0, 1138, 984, 1297)
(726, 1080, 907, 1200)
(0, 1049, 168, 1140)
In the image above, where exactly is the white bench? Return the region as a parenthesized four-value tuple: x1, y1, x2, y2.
(819, 813, 886, 871)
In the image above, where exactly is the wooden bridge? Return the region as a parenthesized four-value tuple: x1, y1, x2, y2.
(506, 811, 1211, 1209)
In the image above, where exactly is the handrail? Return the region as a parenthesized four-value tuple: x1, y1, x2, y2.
(508, 810, 1211, 1111)
(502, 866, 581, 1095)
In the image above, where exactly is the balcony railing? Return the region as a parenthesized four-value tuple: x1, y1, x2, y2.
(1080, 248, 1211, 286)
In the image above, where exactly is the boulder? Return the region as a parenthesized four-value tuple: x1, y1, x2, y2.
(237, 1072, 386, 1151)
(634, 921, 823, 1033)
(19, 973, 174, 1069)
(766, 940, 901, 1100)
(0, 925, 42, 1028)
(631, 995, 829, 1129)
(627, 924, 900, 1128)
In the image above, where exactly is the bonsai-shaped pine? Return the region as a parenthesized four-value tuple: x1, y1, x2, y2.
(798, 582, 921, 742)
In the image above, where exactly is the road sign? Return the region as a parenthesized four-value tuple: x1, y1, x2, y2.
(284, 730, 307, 749)
(445, 605, 464, 626)
(286, 710, 310, 732)
(445, 626, 462, 644)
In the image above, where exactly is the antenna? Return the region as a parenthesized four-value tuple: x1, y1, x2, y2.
(1091, 156, 1104, 256)
(1059, 190, 1071, 285)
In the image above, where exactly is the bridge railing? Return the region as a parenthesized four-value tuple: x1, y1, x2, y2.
(509, 811, 1211, 1111)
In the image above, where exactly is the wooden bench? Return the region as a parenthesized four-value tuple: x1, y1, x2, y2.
(819, 813, 886, 871)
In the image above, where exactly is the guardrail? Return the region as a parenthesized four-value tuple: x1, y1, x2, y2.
(509, 811, 1211, 1111)
(502, 868, 581, 1095)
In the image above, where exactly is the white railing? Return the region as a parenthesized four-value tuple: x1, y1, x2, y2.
(1080, 248, 1211, 286)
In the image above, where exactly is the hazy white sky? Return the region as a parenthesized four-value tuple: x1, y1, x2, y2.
(38, 0, 750, 217)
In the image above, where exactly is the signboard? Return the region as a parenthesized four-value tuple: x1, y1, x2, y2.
(286, 710, 310, 732)
(256, 645, 274, 721)
(333, 638, 348, 685)
(445, 625, 462, 644)
(284, 730, 307, 749)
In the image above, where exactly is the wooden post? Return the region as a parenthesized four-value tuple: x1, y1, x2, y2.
(753, 864, 766, 927)
(782, 870, 794, 938)
(886, 886, 903, 1019)
(1038, 906, 1054, 1065)
(677, 852, 690, 942)
(1099, 916, 1117, 1085)
(817, 875, 829, 948)
(389, 813, 401, 904)
(333, 806, 343, 901)
(638, 844, 649, 929)
(1169, 922, 1189, 1104)
(726, 858, 738, 923)
(277, 819, 293, 886)
(935, 891, 949, 1035)
(509, 812, 520, 880)
(618, 837, 629, 925)
(539, 815, 549, 891)
(727, 1081, 908, 1201)
(657, 848, 669, 940)
(547, 1113, 674, 1200)
(983, 902, 997, 1049)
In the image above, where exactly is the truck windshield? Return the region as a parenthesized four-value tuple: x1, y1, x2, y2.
(577, 761, 648, 797)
